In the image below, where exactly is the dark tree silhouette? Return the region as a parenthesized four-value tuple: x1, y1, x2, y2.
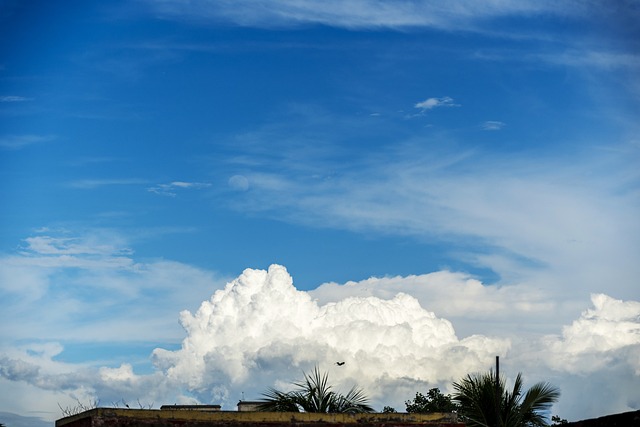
(405, 388, 459, 413)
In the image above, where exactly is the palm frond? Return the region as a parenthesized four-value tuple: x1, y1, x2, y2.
(257, 387, 301, 412)
(453, 371, 560, 427)
(293, 367, 336, 412)
(257, 366, 372, 413)
(520, 382, 560, 427)
(333, 386, 374, 413)
(453, 373, 495, 427)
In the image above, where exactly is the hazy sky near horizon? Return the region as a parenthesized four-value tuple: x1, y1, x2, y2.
(1, 1, 639, 424)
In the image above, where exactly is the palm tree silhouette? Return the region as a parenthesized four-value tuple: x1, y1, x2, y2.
(257, 367, 373, 413)
(453, 371, 560, 427)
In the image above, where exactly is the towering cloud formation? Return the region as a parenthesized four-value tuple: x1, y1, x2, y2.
(149, 266, 640, 417)
(548, 294, 640, 361)
(152, 265, 509, 406)
(540, 294, 640, 417)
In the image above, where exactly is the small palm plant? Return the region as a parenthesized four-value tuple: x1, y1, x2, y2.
(257, 367, 373, 413)
(453, 371, 560, 427)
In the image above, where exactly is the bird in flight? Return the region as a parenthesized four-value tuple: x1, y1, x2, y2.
(335, 362, 345, 366)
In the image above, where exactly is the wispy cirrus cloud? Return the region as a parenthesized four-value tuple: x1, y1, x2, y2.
(147, 181, 212, 197)
(141, 0, 588, 30)
(0, 96, 32, 102)
(218, 108, 640, 305)
(474, 48, 640, 74)
(23, 234, 133, 257)
(0, 229, 223, 342)
(537, 49, 640, 71)
(0, 134, 54, 150)
(68, 178, 149, 189)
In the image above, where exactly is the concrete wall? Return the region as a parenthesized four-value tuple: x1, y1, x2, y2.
(237, 401, 263, 412)
(56, 408, 463, 427)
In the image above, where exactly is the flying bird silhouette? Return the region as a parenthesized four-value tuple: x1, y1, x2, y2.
(335, 361, 345, 366)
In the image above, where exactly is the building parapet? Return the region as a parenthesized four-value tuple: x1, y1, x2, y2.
(56, 408, 463, 427)
(160, 405, 222, 412)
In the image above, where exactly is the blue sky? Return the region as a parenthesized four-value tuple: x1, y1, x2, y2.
(1, 1, 639, 424)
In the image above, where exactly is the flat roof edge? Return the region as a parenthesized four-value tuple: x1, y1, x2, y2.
(56, 408, 459, 426)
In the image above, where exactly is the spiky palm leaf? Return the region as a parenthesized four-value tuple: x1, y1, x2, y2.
(257, 367, 373, 413)
(332, 386, 374, 413)
(293, 367, 336, 412)
(453, 371, 497, 427)
(520, 382, 561, 427)
(257, 387, 301, 412)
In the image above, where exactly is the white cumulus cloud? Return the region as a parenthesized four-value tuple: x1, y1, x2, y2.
(151, 264, 509, 407)
(544, 294, 640, 372)
(533, 294, 640, 418)
(310, 271, 556, 337)
(414, 97, 459, 111)
(149, 266, 640, 419)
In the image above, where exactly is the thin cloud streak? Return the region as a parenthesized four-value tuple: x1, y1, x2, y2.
(0, 134, 55, 150)
(143, 0, 588, 31)
(148, 181, 212, 197)
(68, 179, 149, 189)
(482, 121, 505, 130)
(0, 96, 32, 102)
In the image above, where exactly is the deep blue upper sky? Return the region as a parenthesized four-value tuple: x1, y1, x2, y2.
(3, 0, 636, 289)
